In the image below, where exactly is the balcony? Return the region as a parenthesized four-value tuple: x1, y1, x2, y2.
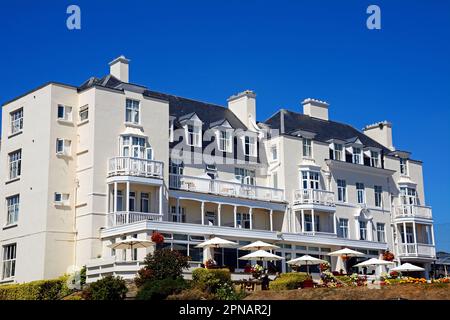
(398, 243, 436, 258)
(293, 189, 335, 209)
(169, 174, 284, 202)
(107, 157, 163, 179)
(394, 204, 432, 220)
(108, 211, 163, 227)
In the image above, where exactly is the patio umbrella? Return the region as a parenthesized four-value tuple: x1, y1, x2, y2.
(239, 250, 284, 261)
(239, 241, 280, 251)
(391, 263, 425, 272)
(108, 238, 154, 260)
(195, 237, 238, 248)
(328, 248, 365, 274)
(353, 258, 394, 267)
(287, 254, 327, 274)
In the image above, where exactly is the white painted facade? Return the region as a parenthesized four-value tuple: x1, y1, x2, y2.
(0, 57, 436, 284)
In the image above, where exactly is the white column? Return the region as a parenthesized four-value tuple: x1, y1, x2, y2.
(233, 206, 237, 228)
(269, 209, 273, 232)
(217, 203, 222, 227)
(176, 197, 180, 222)
(367, 220, 373, 241)
(412, 221, 418, 254)
(159, 185, 163, 215)
(430, 224, 436, 246)
(249, 207, 253, 230)
(286, 207, 291, 232)
(301, 209, 305, 233)
(201, 201, 205, 225)
(402, 222, 407, 254)
(126, 181, 130, 212)
(113, 182, 118, 212)
(333, 212, 337, 235)
(311, 209, 315, 234)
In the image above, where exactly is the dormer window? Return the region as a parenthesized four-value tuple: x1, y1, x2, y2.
(334, 143, 343, 161)
(218, 130, 232, 152)
(244, 135, 257, 157)
(400, 158, 408, 175)
(125, 99, 140, 124)
(352, 147, 362, 164)
(370, 151, 380, 167)
(303, 138, 312, 158)
(186, 124, 201, 147)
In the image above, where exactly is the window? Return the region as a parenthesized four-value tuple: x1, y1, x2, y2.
(244, 135, 257, 157)
(125, 99, 140, 124)
(10, 108, 23, 134)
(400, 187, 418, 212)
(170, 206, 186, 223)
(304, 214, 313, 232)
(352, 147, 361, 164)
(370, 151, 379, 167)
(301, 171, 319, 189)
(303, 138, 312, 158)
(235, 168, 255, 185)
(356, 183, 365, 204)
(54, 192, 69, 204)
(337, 179, 347, 202)
(333, 143, 343, 161)
(400, 158, 408, 175)
(218, 130, 232, 152)
(6, 195, 20, 226)
(359, 221, 367, 240)
(236, 213, 250, 229)
(79, 105, 88, 121)
(338, 218, 349, 238)
(8, 150, 22, 180)
(121, 136, 152, 159)
(271, 145, 278, 160)
(186, 124, 201, 147)
(2, 244, 16, 280)
(377, 223, 385, 242)
(56, 139, 71, 156)
(129, 192, 136, 212)
(374, 185, 382, 207)
(57, 105, 72, 121)
(116, 191, 123, 211)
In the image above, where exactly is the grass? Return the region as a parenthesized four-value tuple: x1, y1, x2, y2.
(244, 283, 450, 300)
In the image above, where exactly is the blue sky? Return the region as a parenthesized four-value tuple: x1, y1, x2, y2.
(0, 1, 449, 251)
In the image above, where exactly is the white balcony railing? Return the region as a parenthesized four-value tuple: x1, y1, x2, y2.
(108, 157, 163, 179)
(169, 174, 284, 202)
(293, 189, 335, 207)
(108, 211, 163, 226)
(394, 204, 432, 220)
(398, 243, 436, 258)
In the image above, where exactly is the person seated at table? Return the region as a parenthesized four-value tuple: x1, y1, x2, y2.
(244, 263, 252, 273)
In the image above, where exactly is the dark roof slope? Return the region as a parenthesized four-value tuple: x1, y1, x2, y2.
(264, 109, 389, 152)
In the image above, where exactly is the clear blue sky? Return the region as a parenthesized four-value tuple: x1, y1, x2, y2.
(1, 1, 449, 251)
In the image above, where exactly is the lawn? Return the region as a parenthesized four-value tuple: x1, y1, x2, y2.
(244, 283, 450, 300)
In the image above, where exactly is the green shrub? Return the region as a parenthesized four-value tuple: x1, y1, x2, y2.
(136, 277, 187, 300)
(82, 276, 127, 300)
(269, 272, 310, 291)
(135, 249, 190, 287)
(191, 268, 231, 293)
(214, 282, 247, 300)
(0, 277, 71, 300)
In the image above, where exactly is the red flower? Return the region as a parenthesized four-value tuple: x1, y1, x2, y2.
(151, 232, 164, 244)
(382, 250, 395, 261)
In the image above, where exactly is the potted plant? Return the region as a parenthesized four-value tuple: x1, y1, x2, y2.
(382, 250, 395, 261)
(251, 264, 264, 279)
(151, 232, 164, 245)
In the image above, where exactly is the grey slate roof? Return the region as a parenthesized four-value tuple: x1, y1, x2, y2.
(264, 109, 390, 152)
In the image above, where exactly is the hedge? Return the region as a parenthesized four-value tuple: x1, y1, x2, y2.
(0, 276, 71, 300)
(269, 272, 310, 291)
(191, 268, 231, 293)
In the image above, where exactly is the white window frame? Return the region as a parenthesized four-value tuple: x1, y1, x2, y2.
(125, 99, 140, 124)
(6, 195, 20, 226)
(57, 105, 72, 121)
(8, 150, 22, 180)
(244, 135, 257, 157)
(2, 244, 16, 280)
(400, 158, 408, 176)
(337, 179, 347, 202)
(270, 145, 278, 161)
(56, 138, 72, 156)
(377, 223, 386, 242)
(235, 168, 255, 185)
(218, 130, 232, 152)
(370, 151, 380, 167)
(301, 171, 320, 190)
(121, 135, 152, 159)
(79, 105, 88, 122)
(303, 138, 312, 158)
(170, 206, 186, 223)
(356, 182, 365, 204)
(54, 192, 70, 205)
(186, 124, 201, 147)
(334, 143, 343, 161)
(10, 108, 23, 135)
(359, 220, 367, 240)
(338, 218, 349, 238)
(236, 212, 250, 229)
(140, 193, 150, 213)
(352, 147, 362, 164)
(374, 185, 382, 207)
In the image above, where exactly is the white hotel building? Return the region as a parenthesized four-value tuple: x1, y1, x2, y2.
(0, 56, 436, 283)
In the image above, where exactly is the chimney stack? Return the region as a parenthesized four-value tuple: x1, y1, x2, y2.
(302, 98, 329, 121)
(227, 90, 256, 130)
(109, 55, 130, 83)
(363, 121, 395, 151)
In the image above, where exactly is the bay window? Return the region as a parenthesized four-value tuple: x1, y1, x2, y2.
(121, 136, 153, 159)
(301, 171, 319, 189)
